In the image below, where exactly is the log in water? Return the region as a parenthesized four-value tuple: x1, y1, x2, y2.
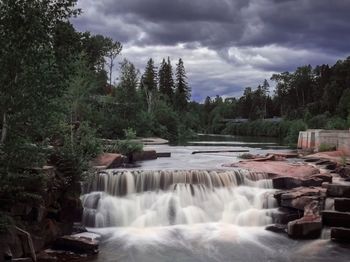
(191, 150, 249, 154)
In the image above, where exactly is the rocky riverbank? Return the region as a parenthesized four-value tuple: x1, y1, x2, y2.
(0, 166, 97, 262)
(229, 151, 350, 242)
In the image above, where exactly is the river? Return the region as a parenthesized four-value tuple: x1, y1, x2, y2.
(82, 135, 350, 262)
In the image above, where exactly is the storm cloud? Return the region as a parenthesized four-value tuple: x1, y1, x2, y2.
(73, 0, 350, 101)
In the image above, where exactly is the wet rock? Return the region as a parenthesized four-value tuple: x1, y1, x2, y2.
(326, 184, 350, 198)
(287, 201, 322, 239)
(265, 224, 287, 234)
(272, 175, 331, 190)
(231, 161, 320, 178)
(11, 258, 33, 262)
(324, 163, 337, 170)
(334, 198, 350, 212)
(132, 150, 157, 162)
(272, 207, 303, 224)
(156, 152, 171, 158)
(53, 235, 99, 254)
(91, 153, 123, 169)
(331, 227, 350, 242)
(37, 251, 58, 262)
(322, 211, 350, 228)
(274, 187, 326, 211)
(304, 158, 321, 163)
(72, 223, 87, 234)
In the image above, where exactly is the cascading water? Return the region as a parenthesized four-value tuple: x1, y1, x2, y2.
(82, 169, 277, 228)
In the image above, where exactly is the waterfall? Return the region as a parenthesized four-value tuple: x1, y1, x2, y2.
(82, 169, 277, 228)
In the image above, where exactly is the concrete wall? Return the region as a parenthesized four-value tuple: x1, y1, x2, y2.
(338, 133, 350, 155)
(298, 129, 350, 154)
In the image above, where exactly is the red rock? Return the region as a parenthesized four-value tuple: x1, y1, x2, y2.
(274, 187, 326, 211)
(230, 161, 320, 178)
(287, 201, 322, 239)
(91, 153, 123, 169)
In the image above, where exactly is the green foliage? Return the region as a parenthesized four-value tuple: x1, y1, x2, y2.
(103, 129, 143, 156)
(318, 143, 336, 152)
(284, 120, 308, 145)
(56, 121, 101, 180)
(222, 119, 307, 145)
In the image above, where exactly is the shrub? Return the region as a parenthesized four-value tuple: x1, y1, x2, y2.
(284, 119, 308, 145)
(318, 143, 336, 152)
(103, 129, 143, 158)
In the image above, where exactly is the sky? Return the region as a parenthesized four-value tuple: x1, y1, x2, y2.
(72, 0, 350, 101)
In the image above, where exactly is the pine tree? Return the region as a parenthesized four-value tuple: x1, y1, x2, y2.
(158, 57, 174, 102)
(141, 58, 157, 113)
(174, 58, 190, 110)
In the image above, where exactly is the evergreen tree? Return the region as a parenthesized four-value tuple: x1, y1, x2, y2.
(174, 58, 190, 111)
(158, 57, 174, 102)
(141, 58, 157, 113)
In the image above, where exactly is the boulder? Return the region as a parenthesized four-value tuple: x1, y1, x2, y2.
(272, 207, 303, 224)
(53, 235, 99, 254)
(322, 211, 350, 228)
(287, 201, 322, 239)
(326, 184, 350, 198)
(274, 187, 326, 211)
(336, 166, 350, 180)
(272, 174, 332, 190)
(91, 153, 123, 169)
(330, 227, 350, 242)
(265, 224, 287, 234)
(334, 198, 350, 212)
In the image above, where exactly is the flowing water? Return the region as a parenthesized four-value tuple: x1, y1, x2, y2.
(83, 136, 350, 262)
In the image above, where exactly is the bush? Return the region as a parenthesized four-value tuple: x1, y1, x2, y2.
(55, 121, 101, 181)
(318, 143, 336, 152)
(103, 129, 143, 157)
(284, 119, 308, 145)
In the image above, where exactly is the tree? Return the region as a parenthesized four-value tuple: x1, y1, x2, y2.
(158, 57, 174, 102)
(174, 58, 190, 111)
(141, 58, 158, 113)
(117, 59, 140, 122)
(106, 39, 122, 87)
(0, 0, 79, 169)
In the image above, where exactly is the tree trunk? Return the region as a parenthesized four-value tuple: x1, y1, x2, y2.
(1, 112, 8, 144)
(109, 56, 114, 87)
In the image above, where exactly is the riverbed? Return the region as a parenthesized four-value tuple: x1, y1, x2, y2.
(85, 135, 350, 262)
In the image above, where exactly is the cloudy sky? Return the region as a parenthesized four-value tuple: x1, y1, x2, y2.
(73, 0, 350, 101)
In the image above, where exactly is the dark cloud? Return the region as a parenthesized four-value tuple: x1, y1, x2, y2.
(73, 0, 350, 100)
(77, 0, 350, 53)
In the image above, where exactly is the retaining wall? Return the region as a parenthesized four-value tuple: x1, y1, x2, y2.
(298, 129, 350, 155)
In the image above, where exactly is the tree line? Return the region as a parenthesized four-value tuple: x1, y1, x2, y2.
(196, 58, 350, 139)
